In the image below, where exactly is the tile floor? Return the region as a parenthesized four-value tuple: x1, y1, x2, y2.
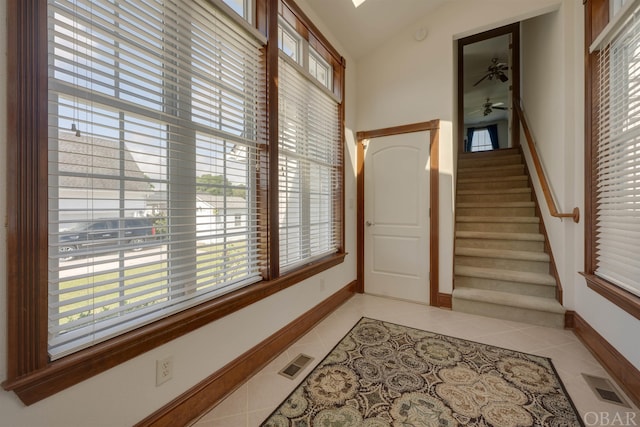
(193, 294, 640, 426)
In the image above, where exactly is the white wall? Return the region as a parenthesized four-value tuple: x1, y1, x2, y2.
(356, 0, 640, 371)
(0, 1, 359, 425)
(356, 0, 563, 296)
(521, 9, 571, 300)
(513, 1, 640, 371)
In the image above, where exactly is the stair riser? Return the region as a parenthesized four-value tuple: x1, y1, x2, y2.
(459, 148, 519, 158)
(458, 168, 525, 179)
(457, 193, 531, 203)
(455, 256, 550, 274)
(452, 298, 565, 328)
(458, 156, 523, 168)
(456, 238, 545, 252)
(455, 222, 540, 233)
(454, 275, 556, 298)
(457, 180, 529, 191)
(456, 207, 535, 217)
(453, 150, 563, 328)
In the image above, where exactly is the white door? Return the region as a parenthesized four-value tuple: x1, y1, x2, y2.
(364, 132, 430, 304)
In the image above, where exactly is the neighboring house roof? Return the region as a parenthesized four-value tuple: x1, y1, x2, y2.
(145, 192, 247, 210)
(197, 194, 247, 210)
(56, 131, 151, 192)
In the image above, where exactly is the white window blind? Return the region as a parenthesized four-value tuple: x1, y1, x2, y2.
(278, 55, 342, 270)
(48, 0, 266, 359)
(595, 1, 640, 298)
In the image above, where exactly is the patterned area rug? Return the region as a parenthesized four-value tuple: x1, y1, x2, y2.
(261, 317, 583, 426)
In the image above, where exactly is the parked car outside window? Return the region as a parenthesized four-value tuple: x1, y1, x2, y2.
(58, 218, 157, 261)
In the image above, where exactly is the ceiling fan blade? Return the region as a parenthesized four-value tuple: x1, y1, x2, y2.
(493, 106, 508, 110)
(473, 74, 489, 87)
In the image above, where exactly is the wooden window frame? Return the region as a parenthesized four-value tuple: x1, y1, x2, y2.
(583, 0, 640, 321)
(3, 0, 346, 405)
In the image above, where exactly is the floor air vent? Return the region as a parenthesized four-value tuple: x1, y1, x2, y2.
(279, 354, 314, 380)
(582, 373, 630, 407)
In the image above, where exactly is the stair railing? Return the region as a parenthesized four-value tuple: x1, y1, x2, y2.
(513, 98, 580, 223)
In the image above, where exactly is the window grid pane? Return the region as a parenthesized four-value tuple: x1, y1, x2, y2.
(48, 0, 266, 359)
(278, 21, 301, 63)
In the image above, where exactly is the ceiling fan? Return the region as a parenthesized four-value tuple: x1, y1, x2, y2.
(481, 98, 508, 116)
(473, 57, 509, 87)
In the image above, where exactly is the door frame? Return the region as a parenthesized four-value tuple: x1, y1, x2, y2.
(356, 120, 442, 307)
(457, 23, 521, 153)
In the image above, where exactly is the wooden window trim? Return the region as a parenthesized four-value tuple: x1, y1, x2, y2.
(583, 0, 640, 320)
(3, 0, 346, 405)
(2, 253, 345, 405)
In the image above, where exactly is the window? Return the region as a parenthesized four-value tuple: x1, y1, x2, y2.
(585, 0, 640, 319)
(221, 0, 253, 22)
(309, 48, 333, 90)
(611, 0, 632, 16)
(278, 19, 302, 63)
(277, 20, 342, 271)
(594, 2, 640, 297)
(47, 0, 265, 359)
(470, 129, 493, 152)
(5, 0, 345, 404)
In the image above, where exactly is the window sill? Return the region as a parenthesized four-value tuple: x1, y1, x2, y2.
(581, 273, 640, 321)
(2, 252, 346, 405)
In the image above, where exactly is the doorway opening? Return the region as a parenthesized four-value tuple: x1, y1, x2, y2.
(457, 23, 520, 153)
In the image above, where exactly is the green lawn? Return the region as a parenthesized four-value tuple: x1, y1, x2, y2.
(56, 242, 250, 326)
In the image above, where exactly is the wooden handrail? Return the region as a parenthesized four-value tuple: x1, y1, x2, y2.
(513, 99, 580, 223)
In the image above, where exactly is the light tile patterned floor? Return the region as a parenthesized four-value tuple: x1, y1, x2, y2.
(193, 294, 640, 426)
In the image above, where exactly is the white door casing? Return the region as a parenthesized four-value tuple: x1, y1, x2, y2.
(364, 131, 430, 304)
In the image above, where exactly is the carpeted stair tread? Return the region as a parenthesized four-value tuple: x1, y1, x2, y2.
(455, 247, 549, 262)
(456, 231, 544, 241)
(458, 164, 524, 174)
(458, 188, 531, 195)
(454, 148, 564, 327)
(457, 201, 535, 208)
(453, 288, 565, 314)
(457, 216, 540, 224)
(459, 148, 520, 158)
(458, 155, 523, 168)
(458, 175, 528, 184)
(455, 265, 556, 286)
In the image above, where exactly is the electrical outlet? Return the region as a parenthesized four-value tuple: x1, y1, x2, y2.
(156, 356, 173, 386)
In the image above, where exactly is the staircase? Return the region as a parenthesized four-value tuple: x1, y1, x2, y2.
(452, 148, 566, 328)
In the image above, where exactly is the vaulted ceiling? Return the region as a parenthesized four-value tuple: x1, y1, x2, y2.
(304, 0, 447, 59)
(303, 0, 512, 127)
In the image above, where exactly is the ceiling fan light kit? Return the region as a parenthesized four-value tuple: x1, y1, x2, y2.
(481, 98, 508, 116)
(473, 57, 509, 87)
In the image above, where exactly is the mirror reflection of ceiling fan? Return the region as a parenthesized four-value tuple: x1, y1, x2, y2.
(473, 57, 509, 87)
(469, 98, 508, 116)
(482, 98, 507, 116)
